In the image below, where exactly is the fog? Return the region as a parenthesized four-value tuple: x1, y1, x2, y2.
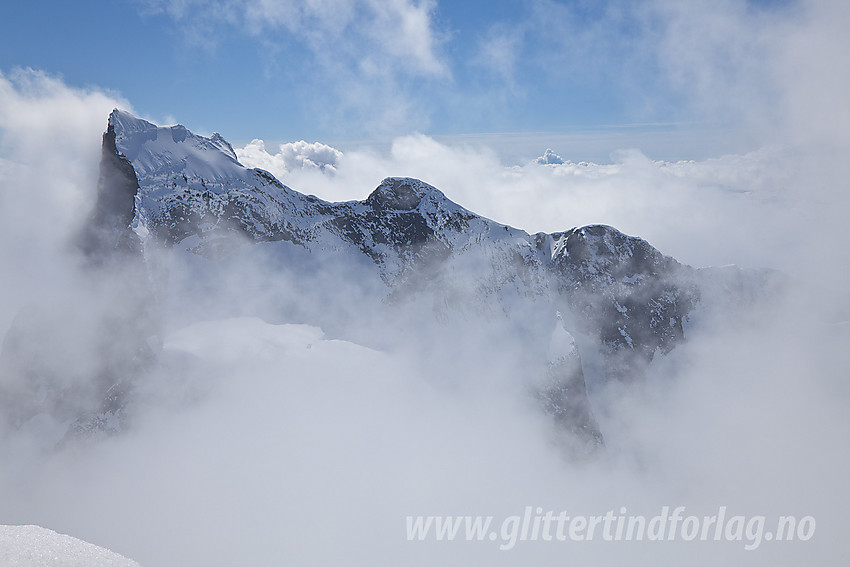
(1, 2, 849, 565)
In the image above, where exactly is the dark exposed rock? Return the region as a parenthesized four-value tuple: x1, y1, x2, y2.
(542, 355, 605, 451)
(366, 177, 430, 211)
(0, 117, 157, 442)
(552, 225, 700, 381)
(77, 122, 142, 260)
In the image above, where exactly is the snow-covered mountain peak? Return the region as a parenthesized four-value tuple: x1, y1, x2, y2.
(209, 132, 238, 161)
(108, 109, 246, 183)
(108, 108, 150, 135)
(551, 224, 647, 270)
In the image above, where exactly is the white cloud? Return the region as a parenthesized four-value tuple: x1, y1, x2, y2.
(772, 0, 850, 148)
(474, 23, 524, 88)
(143, 0, 447, 78)
(140, 0, 448, 134)
(2, 295, 847, 566)
(237, 138, 343, 177)
(462, 0, 849, 157)
(231, 128, 847, 290)
(634, 0, 850, 150)
(0, 69, 130, 330)
(533, 148, 564, 165)
(240, 0, 446, 76)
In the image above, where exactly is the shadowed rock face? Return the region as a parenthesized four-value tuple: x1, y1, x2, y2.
(543, 353, 604, 450)
(551, 225, 700, 381)
(78, 122, 142, 259)
(541, 312, 604, 451)
(367, 177, 429, 211)
(0, 119, 156, 441)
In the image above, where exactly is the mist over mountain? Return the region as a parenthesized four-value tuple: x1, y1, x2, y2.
(3, 0, 850, 563)
(0, 110, 781, 448)
(0, 108, 845, 567)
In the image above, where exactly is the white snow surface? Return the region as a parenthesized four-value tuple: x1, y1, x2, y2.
(109, 109, 322, 242)
(0, 525, 141, 567)
(110, 110, 246, 183)
(548, 311, 578, 363)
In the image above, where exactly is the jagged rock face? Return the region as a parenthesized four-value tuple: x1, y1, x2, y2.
(551, 225, 700, 380)
(367, 177, 428, 210)
(0, 117, 155, 439)
(78, 122, 143, 259)
(542, 312, 603, 450)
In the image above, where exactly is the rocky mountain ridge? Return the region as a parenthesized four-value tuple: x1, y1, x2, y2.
(0, 110, 775, 452)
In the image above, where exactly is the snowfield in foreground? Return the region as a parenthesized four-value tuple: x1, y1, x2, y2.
(0, 525, 141, 567)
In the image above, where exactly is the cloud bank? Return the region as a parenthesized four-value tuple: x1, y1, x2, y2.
(0, 69, 129, 331)
(235, 134, 849, 288)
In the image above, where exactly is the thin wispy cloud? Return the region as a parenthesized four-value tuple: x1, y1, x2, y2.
(139, 0, 449, 134)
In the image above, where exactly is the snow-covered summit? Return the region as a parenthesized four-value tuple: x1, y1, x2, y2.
(109, 109, 244, 182)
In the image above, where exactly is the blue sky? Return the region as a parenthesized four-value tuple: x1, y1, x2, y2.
(0, 0, 826, 161)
